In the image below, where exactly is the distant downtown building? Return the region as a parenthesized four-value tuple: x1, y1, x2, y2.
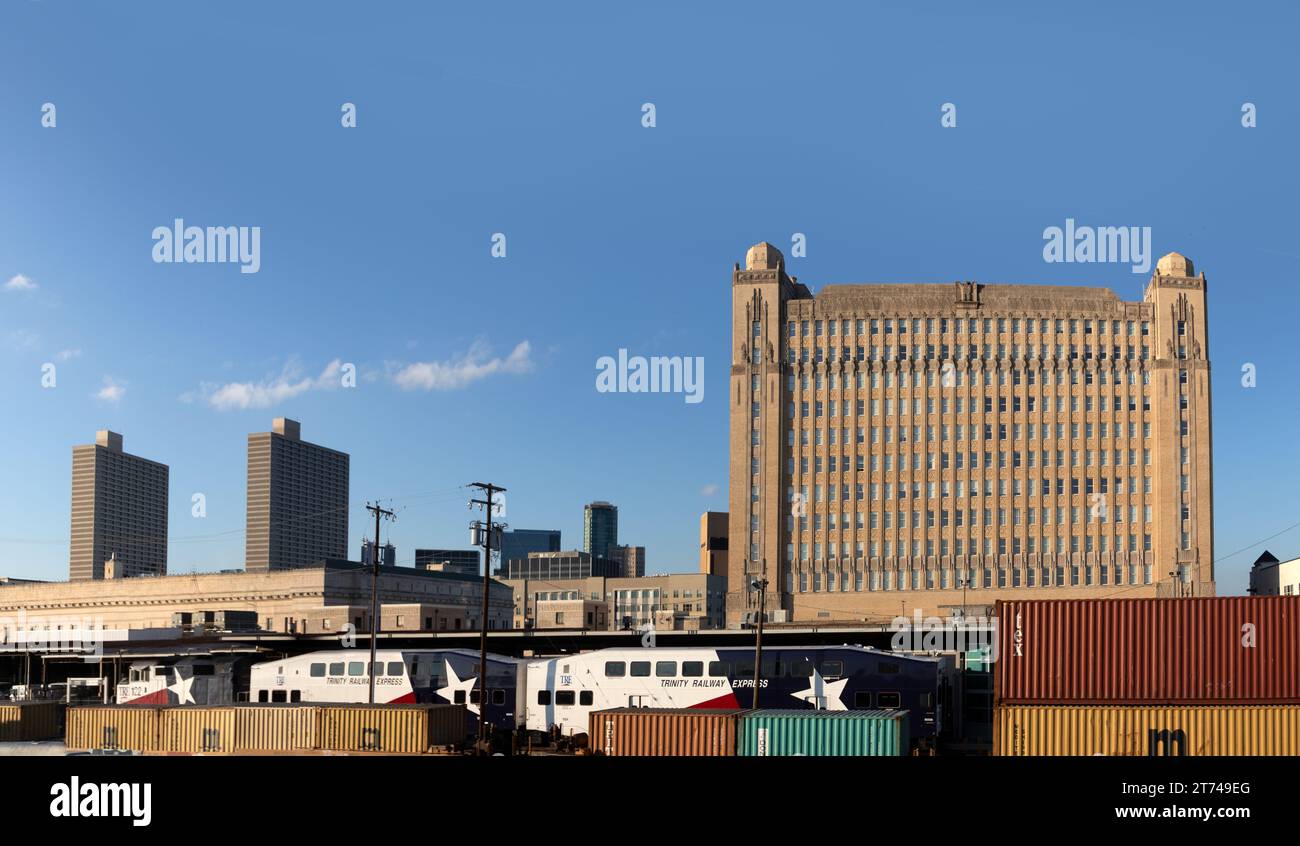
(728, 242, 1215, 626)
(245, 418, 350, 572)
(610, 544, 646, 578)
(69, 430, 169, 581)
(504, 572, 727, 631)
(499, 550, 621, 580)
(414, 549, 481, 576)
(498, 529, 561, 572)
(582, 501, 618, 559)
(700, 511, 729, 577)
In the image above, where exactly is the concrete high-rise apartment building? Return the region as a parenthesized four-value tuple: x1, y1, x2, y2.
(69, 430, 169, 580)
(582, 501, 618, 559)
(728, 242, 1214, 627)
(700, 511, 729, 577)
(245, 418, 350, 572)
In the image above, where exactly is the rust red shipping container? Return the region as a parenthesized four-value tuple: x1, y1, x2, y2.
(995, 596, 1300, 704)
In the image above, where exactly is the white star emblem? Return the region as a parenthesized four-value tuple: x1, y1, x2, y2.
(169, 669, 196, 705)
(791, 669, 848, 711)
(436, 660, 479, 715)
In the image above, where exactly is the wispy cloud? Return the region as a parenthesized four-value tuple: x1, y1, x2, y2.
(55, 349, 82, 362)
(95, 377, 125, 404)
(392, 339, 533, 391)
(700, 483, 719, 496)
(7, 330, 40, 351)
(188, 358, 345, 411)
(4, 274, 37, 292)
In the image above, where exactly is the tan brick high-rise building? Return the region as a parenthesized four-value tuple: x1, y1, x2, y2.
(69, 430, 169, 580)
(245, 418, 349, 571)
(727, 242, 1214, 627)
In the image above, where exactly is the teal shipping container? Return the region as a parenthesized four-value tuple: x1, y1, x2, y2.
(738, 710, 909, 756)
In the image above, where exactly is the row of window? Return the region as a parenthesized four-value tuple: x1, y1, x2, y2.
(601, 658, 857, 679)
(788, 534, 1155, 560)
(782, 318, 1151, 337)
(784, 563, 1156, 592)
(782, 345, 1153, 365)
(765, 368, 1152, 392)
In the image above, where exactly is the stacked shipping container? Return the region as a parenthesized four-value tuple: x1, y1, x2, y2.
(589, 708, 909, 756)
(65, 703, 466, 754)
(994, 597, 1300, 756)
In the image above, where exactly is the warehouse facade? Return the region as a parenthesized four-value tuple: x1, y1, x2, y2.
(728, 242, 1214, 626)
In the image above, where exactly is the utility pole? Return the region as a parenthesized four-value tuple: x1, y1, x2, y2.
(469, 481, 506, 752)
(750, 572, 767, 710)
(365, 501, 395, 705)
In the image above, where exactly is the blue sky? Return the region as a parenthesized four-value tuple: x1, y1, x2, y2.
(1, 2, 1296, 595)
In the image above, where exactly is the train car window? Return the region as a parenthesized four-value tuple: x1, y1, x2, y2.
(387, 662, 403, 676)
(290, 690, 301, 703)
(854, 691, 872, 708)
(878, 692, 901, 708)
(604, 661, 626, 677)
(630, 662, 651, 677)
(537, 690, 551, 705)
(761, 659, 780, 676)
(271, 690, 287, 703)
(579, 691, 593, 706)
(788, 658, 814, 678)
(257, 690, 269, 703)
(655, 661, 677, 678)
(152, 666, 167, 677)
(682, 661, 704, 677)
(193, 665, 215, 676)
(310, 663, 326, 678)
(708, 661, 729, 677)
(735, 661, 754, 677)
(492, 689, 506, 705)
(371, 662, 383, 677)
(455, 690, 467, 704)
(555, 691, 576, 706)
(878, 662, 901, 675)
(818, 660, 844, 678)
(348, 662, 364, 676)
(329, 663, 344, 676)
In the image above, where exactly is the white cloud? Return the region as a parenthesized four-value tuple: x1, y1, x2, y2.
(95, 377, 125, 404)
(192, 358, 344, 411)
(700, 483, 720, 496)
(393, 339, 533, 391)
(7, 330, 40, 351)
(4, 274, 37, 292)
(55, 349, 82, 361)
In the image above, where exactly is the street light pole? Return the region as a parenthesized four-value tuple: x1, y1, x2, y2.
(750, 573, 767, 710)
(469, 482, 506, 752)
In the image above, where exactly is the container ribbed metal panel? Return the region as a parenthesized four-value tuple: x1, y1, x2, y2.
(0, 702, 61, 742)
(738, 710, 908, 756)
(65, 706, 160, 752)
(590, 709, 741, 756)
(995, 704, 1300, 756)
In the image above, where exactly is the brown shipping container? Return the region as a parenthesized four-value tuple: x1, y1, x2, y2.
(319, 704, 465, 754)
(234, 705, 320, 752)
(995, 705, 1300, 756)
(158, 707, 237, 753)
(0, 702, 62, 742)
(996, 597, 1300, 704)
(590, 709, 742, 756)
(65, 706, 160, 752)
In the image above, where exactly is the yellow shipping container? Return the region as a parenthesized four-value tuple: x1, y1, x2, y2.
(234, 705, 319, 752)
(158, 707, 236, 753)
(319, 704, 465, 754)
(995, 705, 1300, 756)
(0, 702, 62, 742)
(66, 706, 160, 752)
